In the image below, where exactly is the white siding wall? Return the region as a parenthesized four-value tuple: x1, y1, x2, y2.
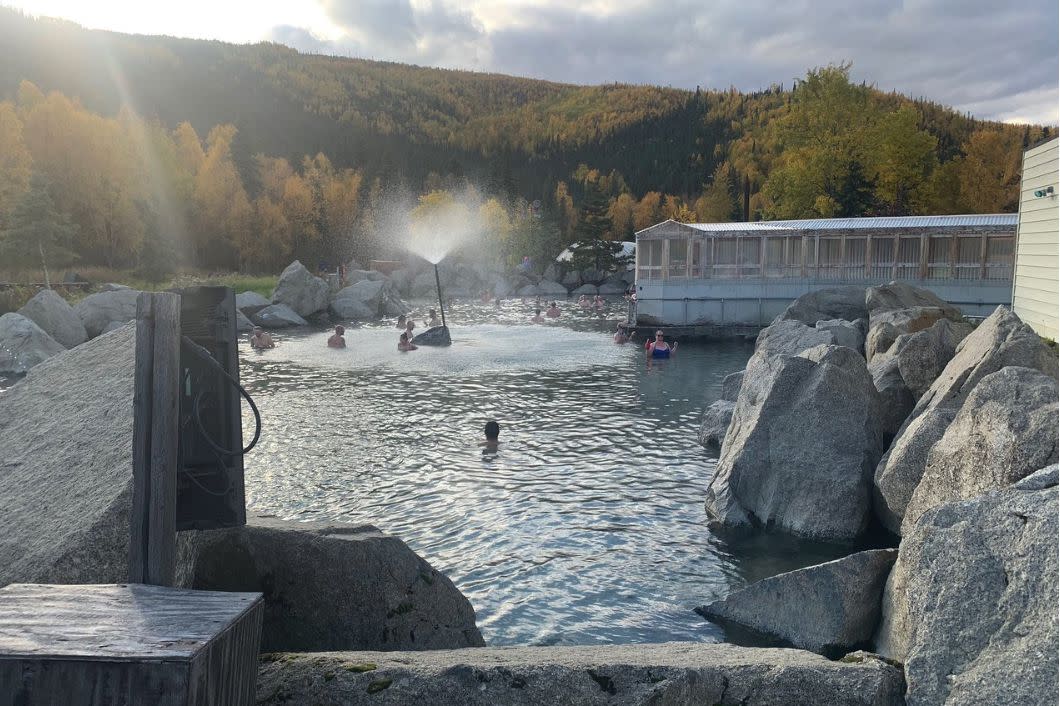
(1013, 138, 1060, 340)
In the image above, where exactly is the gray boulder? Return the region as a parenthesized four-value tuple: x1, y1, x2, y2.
(235, 290, 270, 312)
(571, 283, 598, 296)
(74, 289, 140, 338)
(176, 516, 484, 652)
(345, 269, 387, 285)
(0, 313, 67, 374)
(873, 306, 1058, 534)
(721, 370, 745, 402)
(257, 642, 906, 706)
(621, 269, 636, 284)
(754, 319, 835, 357)
(815, 319, 865, 354)
(537, 279, 568, 296)
(777, 286, 867, 326)
(698, 400, 735, 449)
(561, 270, 582, 288)
(865, 281, 961, 319)
(332, 280, 387, 319)
(597, 281, 626, 295)
(901, 366, 1058, 534)
(253, 304, 308, 328)
(389, 268, 414, 297)
(271, 260, 329, 316)
(517, 284, 542, 297)
(864, 306, 955, 362)
(704, 345, 887, 541)
(543, 263, 560, 282)
(17, 288, 86, 348)
(581, 268, 606, 285)
(867, 352, 915, 442)
(0, 324, 136, 587)
(893, 318, 974, 399)
(101, 320, 131, 334)
(875, 466, 1058, 706)
(697, 549, 897, 657)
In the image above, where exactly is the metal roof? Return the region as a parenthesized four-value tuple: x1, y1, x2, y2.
(638, 214, 1017, 236)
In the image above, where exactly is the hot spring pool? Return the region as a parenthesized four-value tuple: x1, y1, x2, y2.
(232, 299, 851, 646)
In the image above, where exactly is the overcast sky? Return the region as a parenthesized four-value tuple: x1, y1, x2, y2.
(9, 0, 1059, 124)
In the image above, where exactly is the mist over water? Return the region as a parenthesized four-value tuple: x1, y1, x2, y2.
(238, 302, 856, 646)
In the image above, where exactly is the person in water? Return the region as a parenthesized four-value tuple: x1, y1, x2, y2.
(481, 420, 500, 452)
(530, 308, 545, 324)
(427, 309, 441, 328)
(405, 319, 416, 340)
(546, 302, 561, 318)
(396, 314, 407, 329)
(250, 327, 275, 350)
(594, 295, 605, 311)
(398, 332, 418, 351)
(327, 325, 346, 349)
(646, 330, 676, 358)
(614, 324, 630, 344)
(578, 295, 591, 309)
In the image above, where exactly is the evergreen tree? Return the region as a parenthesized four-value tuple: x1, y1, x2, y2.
(0, 174, 78, 286)
(570, 180, 620, 271)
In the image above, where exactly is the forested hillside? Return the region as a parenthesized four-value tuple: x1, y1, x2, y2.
(0, 8, 1049, 276)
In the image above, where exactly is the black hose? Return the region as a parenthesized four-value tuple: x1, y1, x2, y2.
(181, 335, 262, 456)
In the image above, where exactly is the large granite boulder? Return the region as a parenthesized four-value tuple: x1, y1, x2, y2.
(891, 318, 974, 399)
(537, 280, 568, 296)
(0, 313, 67, 374)
(561, 270, 582, 288)
(815, 319, 865, 354)
(865, 281, 961, 319)
(517, 284, 542, 297)
(597, 281, 626, 296)
(704, 345, 886, 541)
(875, 466, 1058, 706)
(697, 549, 897, 657)
(253, 303, 308, 328)
(698, 400, 735, 449)
(332, 280, 387, 319)
(900, 366, 1058, 534)
(571, 283, 598, 296)
(873, 306, 1058, 534)
(235, 290, 271, 312)
(235, 308, 255, 332)
(176, 516, 484, 652)
(257, 643, 906, 706)
(754, 319, 835, 357)
(346, 269, 387, 285)
(271, 260, 329, 317)
(721, 370, 745, 401)
(17, 288, 87, 348)
(777, 286, 867, 326)
(0, 326, 484, 653)
(867, 352, 915, 442)
(74, 289, 140, 338)
(0, 324, 136, 587)
(864, 306, 956, 362)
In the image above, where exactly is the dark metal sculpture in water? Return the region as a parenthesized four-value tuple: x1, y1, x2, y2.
(412, 263, 452, 346)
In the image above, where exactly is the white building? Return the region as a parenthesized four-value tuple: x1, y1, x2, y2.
(1012, 137, 1059, 340)
(634, 215, 1017, 327)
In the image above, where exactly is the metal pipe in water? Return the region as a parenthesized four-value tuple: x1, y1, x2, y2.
(434, 264, 447, 328)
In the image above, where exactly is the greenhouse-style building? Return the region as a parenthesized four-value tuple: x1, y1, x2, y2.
(633, 215, 1017, 327)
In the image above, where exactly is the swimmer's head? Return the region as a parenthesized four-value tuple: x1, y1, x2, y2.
(429, 309, 436, 316)
(399, 332, 408, 342)
(334, 325, 345, 335)
(655, 330, 664, 339)
(397, 314, 406, 323)
(484, 420, 500, 441)
(253, 327, 263, 335)
(535, 309, 541, 315)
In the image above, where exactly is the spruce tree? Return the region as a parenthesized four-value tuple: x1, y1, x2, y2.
(0, 174, 78, 287)
(570, 181, 619, 272)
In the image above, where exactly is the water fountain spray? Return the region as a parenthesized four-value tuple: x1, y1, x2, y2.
(412, 263, 452, 346)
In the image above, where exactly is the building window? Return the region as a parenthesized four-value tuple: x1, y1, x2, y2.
(637, 239, 664, 280)
(668, 238, 688, 278)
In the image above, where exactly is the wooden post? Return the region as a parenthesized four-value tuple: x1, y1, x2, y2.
(892, 235, 900, 280)
(979, 232, 989, 280)
(839, 233, 847, 281)
(129, 292, 182, 587)
(949, 233, 959, 280)
(758, 235, 767, 278)
(865, 234, 873, 280)
(918, 234, 929, 280)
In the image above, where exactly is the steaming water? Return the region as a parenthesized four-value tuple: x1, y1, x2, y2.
(238, 299, 857, 646)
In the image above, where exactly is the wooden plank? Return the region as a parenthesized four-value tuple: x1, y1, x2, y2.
(865, 234, 873, 278)
(129, 295, 155, 585)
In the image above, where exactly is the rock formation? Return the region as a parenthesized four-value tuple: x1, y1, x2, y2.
(17, 288, 87, 348)
(74, 289, 140, 338)
(256, 642, 906, 706)
(754, 319, 836, 357)
(777, 286, 868, 326)
(704, 344, 886, 541)
(271, 260, 329, 317)
(698, 400, 735, 449)
(253, 304, 309, 328)
(875, 466, 1058, 706)
(0, 312, 66, 374)
(697, 549, 897, 657)
(900, 366, 1058, 534)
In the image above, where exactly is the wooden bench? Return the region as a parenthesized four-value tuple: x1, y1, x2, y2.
(0, 583, 263, 706)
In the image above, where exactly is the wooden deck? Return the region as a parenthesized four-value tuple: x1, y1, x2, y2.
(0, 583, 263, 706)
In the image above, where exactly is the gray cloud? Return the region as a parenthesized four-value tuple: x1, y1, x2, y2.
(268, 0, 1058, 124)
